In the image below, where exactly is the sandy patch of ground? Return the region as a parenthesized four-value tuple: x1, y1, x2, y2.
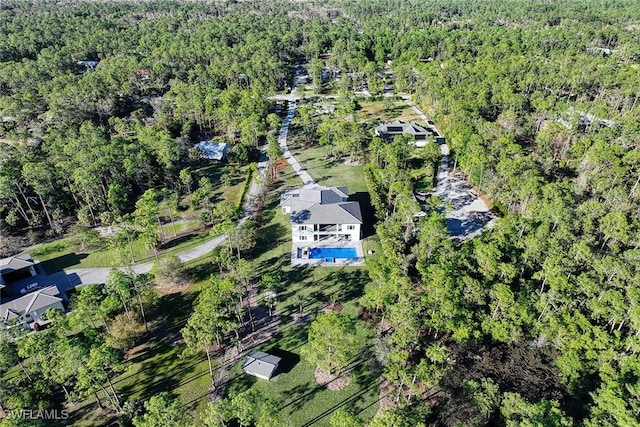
(343, 158, 362, 166)
(314, 367, 351, 391)
(154, 280, 190, 295)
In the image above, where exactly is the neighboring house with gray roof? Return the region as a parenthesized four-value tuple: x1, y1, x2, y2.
(0, 253, 37, 286)
(281, 186, 362, 242)
(0, 286, 64, 329)
(375, 120, 435, 147)
(195, 141, 230, 161)
(242, 350, 281, 380)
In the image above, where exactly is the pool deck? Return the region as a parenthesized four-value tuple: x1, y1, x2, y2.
(291, 237, 364, 267)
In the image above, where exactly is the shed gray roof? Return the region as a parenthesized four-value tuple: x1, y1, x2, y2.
(242, 351, 281, 380)
(0, 253, 35, 275)
(0, 286, 61, 319)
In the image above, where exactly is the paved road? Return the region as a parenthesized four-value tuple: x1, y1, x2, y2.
(63, 231, 232, 287)
(278, 73, 316, 188)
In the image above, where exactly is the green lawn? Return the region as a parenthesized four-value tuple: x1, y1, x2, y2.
(226, 332, 379, 427)
(30, 231, 212, 272)
(232, 165, 379, 426)
(287, 142, 368, 194)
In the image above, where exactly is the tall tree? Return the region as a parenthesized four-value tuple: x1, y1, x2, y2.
(300, 312, 363, 375)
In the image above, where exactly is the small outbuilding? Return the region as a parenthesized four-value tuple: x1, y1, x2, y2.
(242, 350, 282, 380)
(195, 141, 230, 161)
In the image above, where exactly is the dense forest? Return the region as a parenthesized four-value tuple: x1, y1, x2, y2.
(1, 0, 639, 426)
(0, 0, 310, 248)
(350, 1, 640, 425)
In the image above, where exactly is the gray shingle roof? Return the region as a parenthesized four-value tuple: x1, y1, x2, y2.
(242, 351, 281, 380)
(291, 202, 362, 225)
(0, 253, 35, 275)
(0, 286, 62, 319)
(284, 186, 362, 225)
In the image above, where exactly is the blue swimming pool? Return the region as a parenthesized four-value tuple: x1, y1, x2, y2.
(309, 247, 358, 259)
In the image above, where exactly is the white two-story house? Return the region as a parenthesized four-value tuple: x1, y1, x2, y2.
(281, 186, 362, 242)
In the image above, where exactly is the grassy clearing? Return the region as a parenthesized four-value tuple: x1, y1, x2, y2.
(357, 99, 422, 123)
(226, 330, 379, 427)
(31, 231, 212, 273)
(287, 142, 368, 194)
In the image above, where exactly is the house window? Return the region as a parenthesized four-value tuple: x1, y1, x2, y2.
(299, 235, 308, 241)
(299, 225, 307, 231)
(347, 225, 355, 230)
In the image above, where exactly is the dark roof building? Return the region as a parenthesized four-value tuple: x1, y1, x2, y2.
(374, 120, 435, 146)
(0, 253, 37, 286)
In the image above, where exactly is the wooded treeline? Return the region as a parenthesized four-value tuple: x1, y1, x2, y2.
(1, 0, 639, 425)
(0, 0, 332, 239)
(349, 1, 640, 425)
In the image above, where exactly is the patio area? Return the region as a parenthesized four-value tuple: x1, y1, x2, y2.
(291, 237, 364, 267)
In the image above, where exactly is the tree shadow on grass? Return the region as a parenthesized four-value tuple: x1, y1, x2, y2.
(254, 222, 288, 255)
(40, 253, 88, 273)
(57, 400, 106, 427)
(224, 364, 258, 397)
(300, 381, 379, 427)
(273, 322, 310, 353)
(280, 382, 318, 413)
(351, 192, 376, 238)
(116, 345, 206, 402)
(186, 260, 219, 283)
(297, 352, 379, 426)
(323, 269, 369, 303)
(154, 291, 198, 327)
(157, 233, 201, 251)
